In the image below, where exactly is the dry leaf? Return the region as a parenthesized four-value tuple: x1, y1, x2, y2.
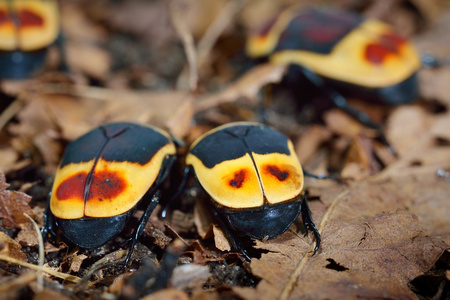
(323, 108, 369, 138)
(212, 225, 231, 252)
(430, 114, 450, 142)
(171, 264, 211, 290)
(33, 289, 71, 300)
(295, 125, 332, 166)
(195, 63, 287, 112)
(0, 172, 34, 229)
(194, 199, 214, 239)
(232, 164, 450, 299)
(0, 231, 27, 262)
(106, 0, 175, 45)
(16, 222, 39, 247)
(69, 253, 88, 273)
(165, 95, 195, 139)
(0, 148, 19, 174)
(66, 43, 111, 80)
(142, 288, 190, 300)
(387, 105, 432, 156)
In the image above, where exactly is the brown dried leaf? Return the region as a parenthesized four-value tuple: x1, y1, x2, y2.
(66, 43, 111, 80)
(414, 9, 450, 105)
(430, 113, 450, 142)
(171, 264, 210, 290)
(0, 172, 34, 229)
(323, 108, 370, 138)
(340, 135, 382, 180)
(165, 95, 195, 139)
(239, 0, 286, 32)
(295, 125, 332, 166)
(212, 224, 231, 252)
(60, 1, 107, 43)
(69, 253, 88, 273)
(387, 105, 432, 156)
(409, 0, 442, 22)
(33, 288, 71, 300)
(10, 89, 193, 152)
(0, 231, 27, 262)
(16, 222, 39, 247)
(236, 165, 449, 299)
(106, 0, 175, 45)
(142, 288, 190, 300)
(194, 199, 213, 239)
(195, 63, 287, 112)
(0, 148, 19, 174)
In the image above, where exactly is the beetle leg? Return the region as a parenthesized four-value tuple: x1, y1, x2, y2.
(300, 66, 397, 156)
(421, 53, 450, 68)
(300, 194, 321, 254)
(303, 170, 343, 184)
(209, 204, 251, 260)
(124, 191, 160, 268)
(54, 31, 70, 73)
(41, 193, 57, 241)
(160, 166, 191, 219)
(155, 155, 177, 187)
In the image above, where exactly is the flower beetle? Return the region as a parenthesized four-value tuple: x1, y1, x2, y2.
(184, 122, 320, 260)
(42, 122, 177, 267)
(246, 7, 423, 152)
(0, 0, 61, 78)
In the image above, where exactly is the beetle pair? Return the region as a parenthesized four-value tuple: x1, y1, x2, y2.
(42, 122, 320, 266)
(0, 0, 62, 79)
(246, 6, 425, 153)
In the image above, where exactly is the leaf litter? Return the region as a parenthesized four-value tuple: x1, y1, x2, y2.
(0, 0, 449, 299)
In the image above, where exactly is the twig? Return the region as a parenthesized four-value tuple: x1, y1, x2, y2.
(279, 189, 350, 300)
(0, 254, 82, 283)
(197, 0, 248, 69)
(0, 272, 37, 293)
(170, 0, 198, 92)
(24, 213, 44, 292)
(0, 95, 27, 132)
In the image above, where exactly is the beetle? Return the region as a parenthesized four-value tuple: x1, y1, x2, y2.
(181, 122, 320, 260)
(246, 7, 423, 153)
(41, 122, 177, 267)
(0, 0, 62, 79)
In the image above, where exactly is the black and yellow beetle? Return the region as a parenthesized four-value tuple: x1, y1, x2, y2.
(42, 122, 177, 267)
(246, 7, 423, 152)
(0, 0, 61, 78)
(183, 122, 320, 260)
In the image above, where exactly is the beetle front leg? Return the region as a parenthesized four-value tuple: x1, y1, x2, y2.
(124, 191, 160, 268)
(300, 194, 321, 254)
(160, 166, 191, 219)
(41, 194, 57, 241)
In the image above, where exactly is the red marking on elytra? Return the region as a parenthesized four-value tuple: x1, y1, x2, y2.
(56, 172, 87, 200)
(56, 170, 126, 203)
(0, 10, 9, 25)
(229, 169, 247, 189)
(87, 170, 126, 202)
(19, 9, 44, 27)
(365, 32, 405, 65)
(265, 165, 289, 181)
(0, 9, 44, 28)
